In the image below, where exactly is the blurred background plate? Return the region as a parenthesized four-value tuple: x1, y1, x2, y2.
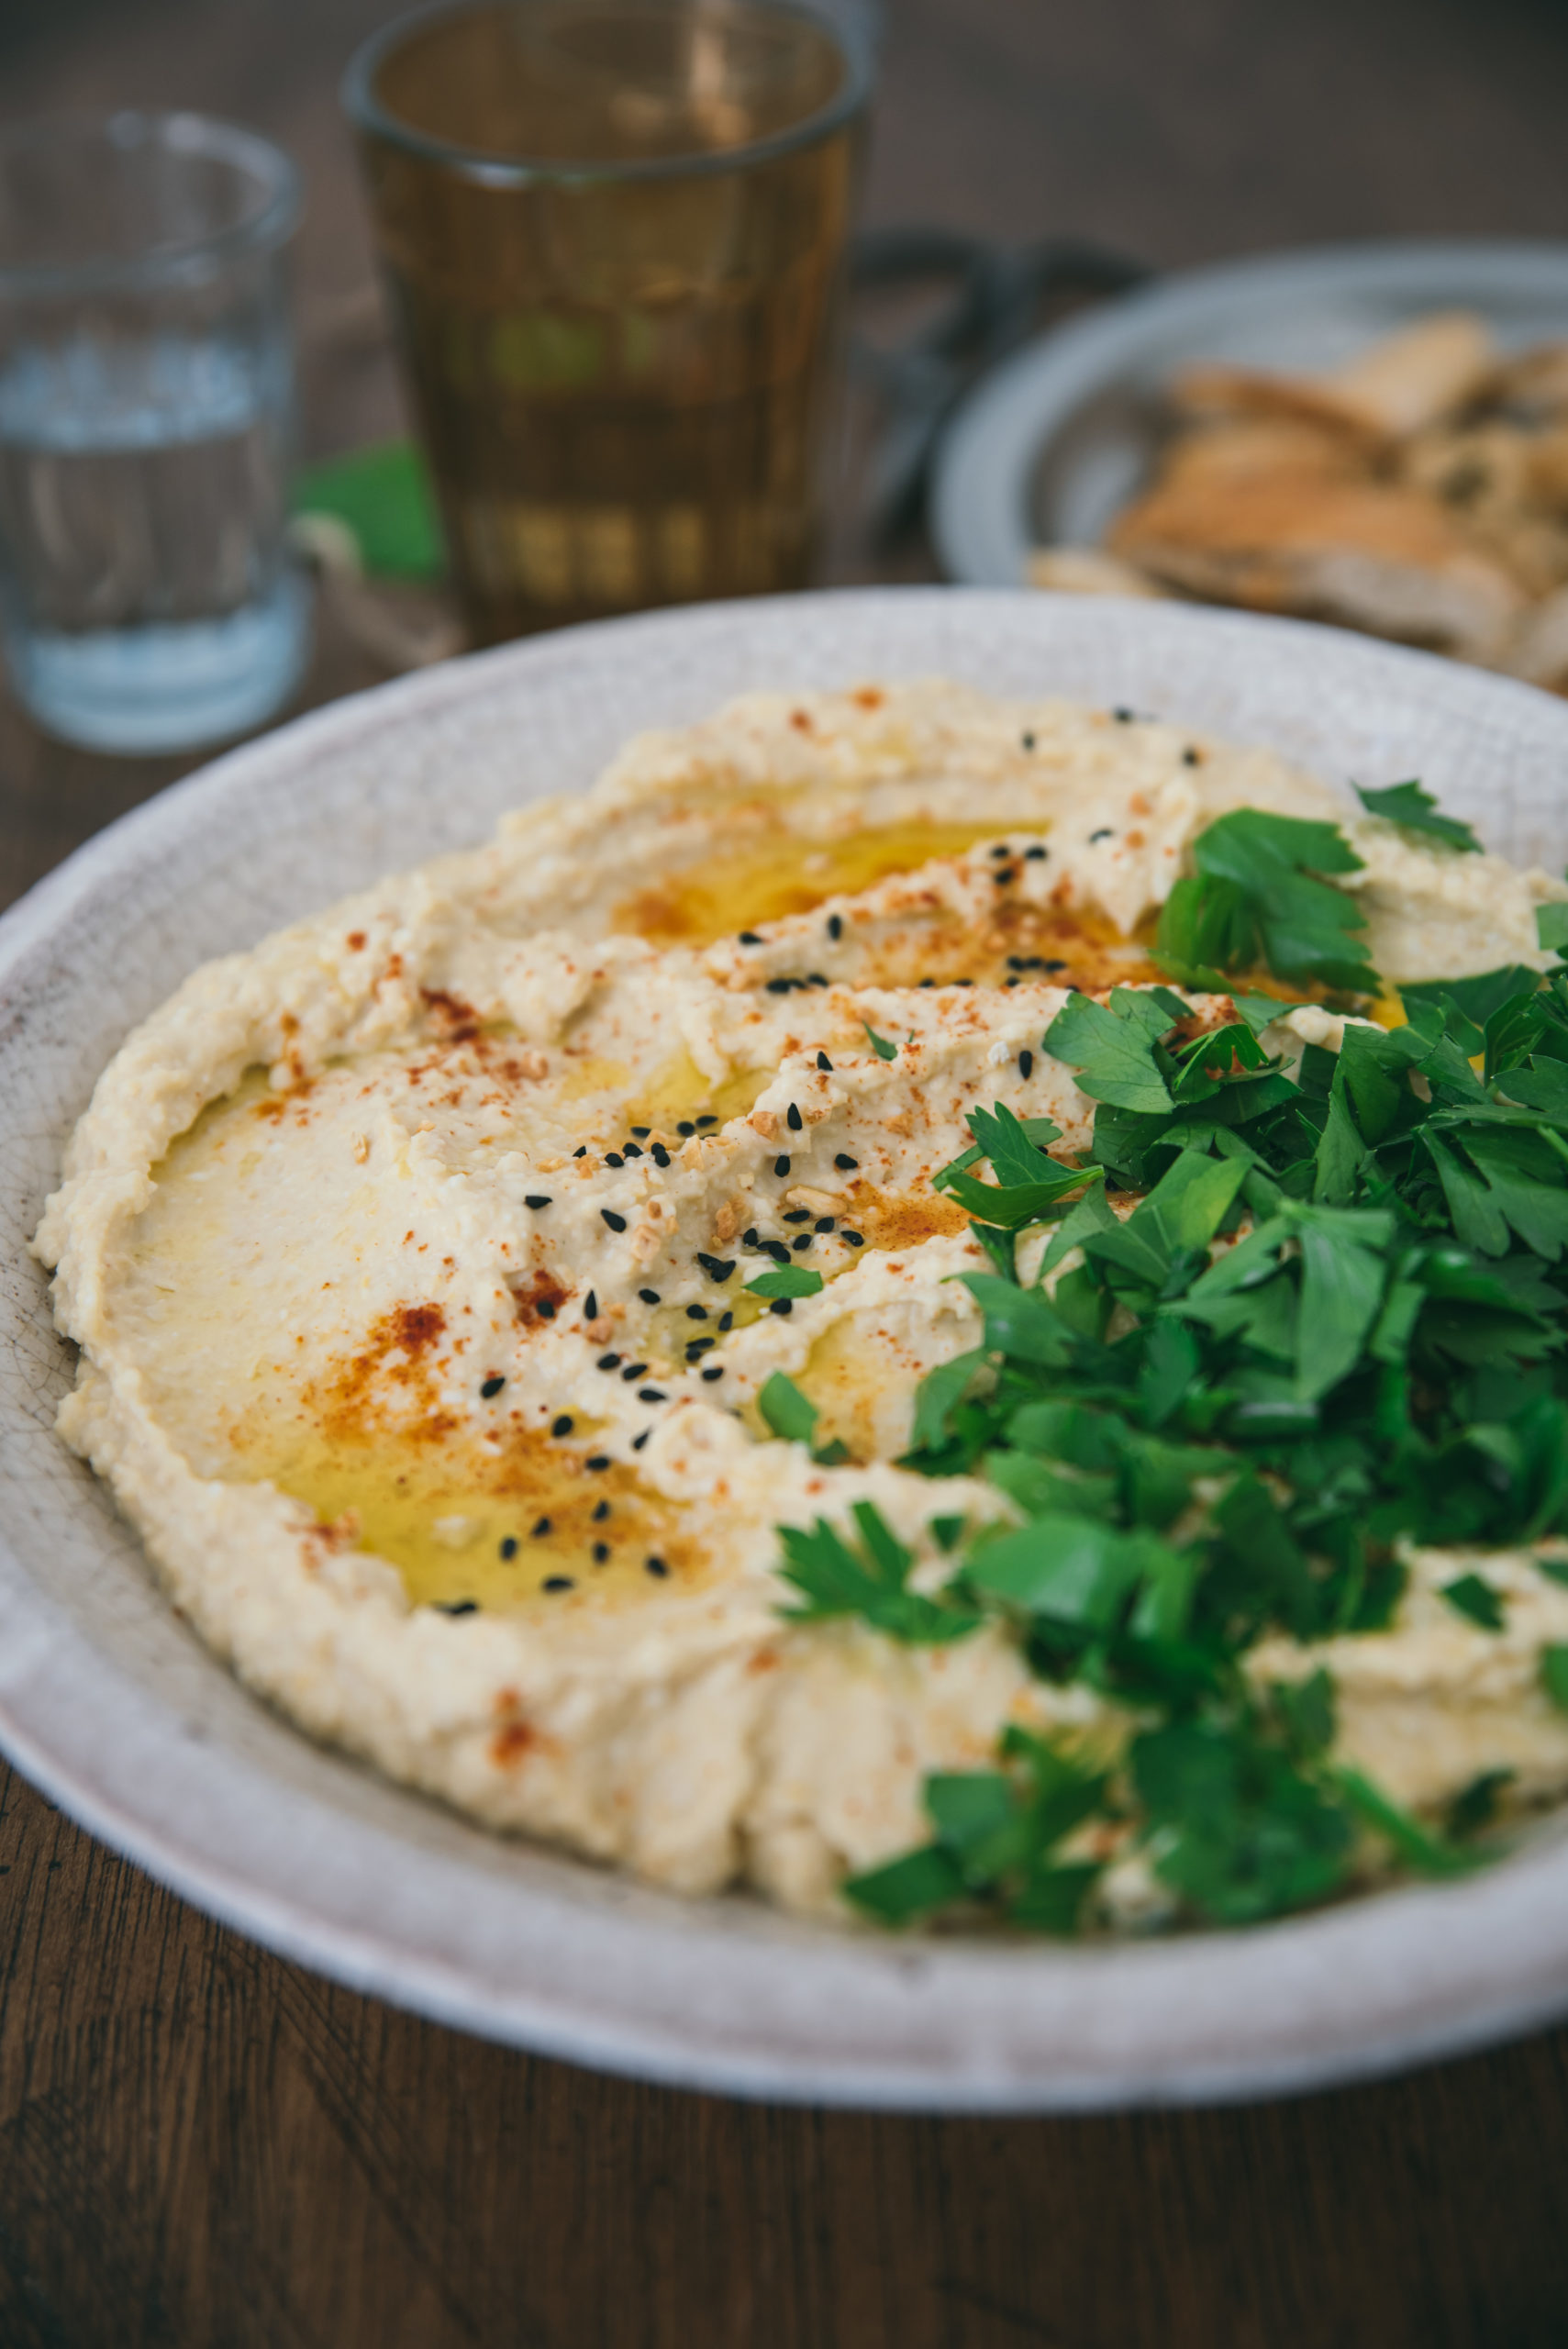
(931, 239, 1568, 590)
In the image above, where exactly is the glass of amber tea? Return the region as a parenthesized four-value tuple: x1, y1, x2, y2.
(344, 0, 867, 643)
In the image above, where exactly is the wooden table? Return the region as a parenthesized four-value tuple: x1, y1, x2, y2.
(6, 3, 1568, 2341)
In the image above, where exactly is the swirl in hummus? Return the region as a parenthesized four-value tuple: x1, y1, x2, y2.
(35, 682, 1568, 1931)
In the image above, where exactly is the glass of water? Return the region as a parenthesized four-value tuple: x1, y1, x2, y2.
(0, 112, 308, 755)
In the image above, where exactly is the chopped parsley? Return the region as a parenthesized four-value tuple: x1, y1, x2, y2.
(1355, 778, 1482, 854)
(765, 793, 1568, 1938)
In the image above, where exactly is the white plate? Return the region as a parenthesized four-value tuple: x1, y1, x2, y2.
(6, 586, 1568, 2111)
(931, 239, 1568, 589)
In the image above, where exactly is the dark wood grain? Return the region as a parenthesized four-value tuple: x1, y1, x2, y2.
(6, 3, 1568, 2343)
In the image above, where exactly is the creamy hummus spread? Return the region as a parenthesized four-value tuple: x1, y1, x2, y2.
(36, 682, 1568, 1929)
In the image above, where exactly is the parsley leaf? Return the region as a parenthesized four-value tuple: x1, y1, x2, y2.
(1156, 809, 1373, 993)
(933, 1100, 1102, 1230)
(777, 1503, 977, 1644)
(745, 1264, 824, 1299)
(1355, 779, 1482, 853)
(757, 1371, 820, 1443)
(862, 1021, 898, 1060)
(1043, 988, 1180, 1113)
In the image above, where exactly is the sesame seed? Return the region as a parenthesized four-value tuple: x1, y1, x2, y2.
(786, 1103, 803, 1131)
(1019, 1050, 1034, 1079)
(537, 1299, 556, 1319)
(686, 1337, 716, 1359)
(623, 1142, 643, 1160)
(524, 1194, 552, 1208)
(544, 1575, 574, 1593)
(783, 1208, 811, 1224)
(639, 1287, 661, 1305)
(605, 1152, 624, 1168)
(765, 978, 793, 996)
(1043, 959, 1067, 973)
(639, 1387, 666, 1403)
(593, 1542, 610, 1564)
(990, 843, 1011, 859)
(1113, 707, 1134, 722)
(651, 1142, 671, 1167)
(531, 1516, 552, 1536)
(769, 1297, 794, 1317)
(573, 1145, 587, 1158)
(631, 1429, 651, 1451)
(739, 931, 762, 945)
(630, 1127, 651, 1139)
(835, 1152, 859, 1170)
(1183, 747, 1200, 767)
(1021, 731, 1036, 750)
(481, 1375, 506, 1398)
(593, 1498, 610, 1520)
(677, 1120, 695, 1136)
(500, 1536, 518, 1560)
(686, 1303, 709, 1319)
(763, 1240, 790, 1264)
(743, 1228, 760, 1246)
(792, 1235, 813, 1251)
(994, 869, 1016, 886)
(954, 977, 973, 986)
(586, 1454, 611, 1471)
(814, 1216, 835, 1233)
(701, 1365, 725, 1380)
(696, 1115, 718, 1129)
(696, 1252, 736, 1282)
(773, 1155, 791, 1177)
(621, 1362, 650, 1381)
(645, 1555, 669, 1577)
(827, 913, 843, 940)
(1005, 976, 1020, 987)
(718, 1310, 733, 1330)
(1025, 844, 1048, 861)
(437, 1599, 478, 1616)
(1089, 828, 1114, 844)
(551, 1415, 573, 1437)
(807, 974, 828, 987)
(597, 1353, 621, 1371)
(817, 1052, 833, 1071)
(601, 1208, 627, 1231)
(918, 977, 936, 987)
(842, 1230, 864, 1246)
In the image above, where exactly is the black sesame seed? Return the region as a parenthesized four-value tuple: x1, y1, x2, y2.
(1089, 828, 1114, 845)
(1022, 731, 1036, 750)
(807, 973, 829, 988)
(842, 1230, 864, 1246)
(1183, 747, 1200, 767)
(773, 1155, 791, 1177)
(739, 930, 763, 945)
(685, 1338, 716, 1359)
(593, 1542, 610, 1564)
(1025, 844, 1048, 861)
(630, 1127, 651, 1139)
(573, 1145, 587, 1158)
(677, 1120, 695, 1136)
(686, 1302, 709, 1319)
(814, 1216, 835, 1233)
(1019, 1050, 1034, 1080)
(994, 868, 1016, 885)
(764, 1240, 791, 1264)
(605, 1152, 624, 1168)
(835, 1152, 859, 1170)
(827, 913, 843, 940)
(593, 1498, 611, 1521)
(783, 1208, 811, 1224)
(543, 1575, 574, 1593)
(551, 1415, 573, 1437)
(437, 1599, 478, 1616)
(531, 1516, 552, 1536)
(695, 1252, 736, 1282)
(1113, 706, 1134, 722)
(481, 1375, 506, 1398)
(537, 1299, 556, 1319)
(918, 976, 936, 987)
(639, 1387, 666, 1403)
(601, 1208, 627, 1232)
(623, 1142, 643, 1160)
(1043, 959, 1068, 973)
(787, 1103, 803, 1131)
(792, 1235, 813, 1251)
(817, 1052, 833, 1072)
(769, 1297, 794, 1317)
(645, 1555, 669, 1577)
(639, 1287, 661, 1305)
(765, 977, 793, 996)
(695, 1115, 718, 1130)
(632, 1429, 651, 1451)
(1005, 975, 1020, 987)
(584, 1291, 599, 1323)
(500, 1536, 518, 1560)
(743, 1228, 760, 1247)
(524, 1194, 553, 1208)
(990, 842, 1010, 858)
(586, 1454, 611, 1471)
(597, 1353, 621, 1371)
(651, 1142, 672, 1168)
(621, 1362, 650, 1381)
(701, 1364, 725, 1380)
(718, 1310, 733, 1331)
(954, 977, 973, 987)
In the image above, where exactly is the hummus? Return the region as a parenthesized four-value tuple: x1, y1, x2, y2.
(35, 682, 1568, 1926)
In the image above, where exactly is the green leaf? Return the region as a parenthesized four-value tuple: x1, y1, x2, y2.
(960, 1273, 1078, 1367)
(1273, 1667, 1337, 1759)
(744, 1264, 825, 1299)
(293, 439, 446, 579)
(841, 1843, 965, 1923)
(1538, 904, 1568, 953)
(1332, 1766, 1478, 1876)
(1043, 990, 1176, 1115)
(862, 1021, 899, 1060)
(1400, 965, 1540, 1028)
(1160, 808, 1374, 994)
(1440, 1572, 1506, 1631)
(907, 1349, 987, 1453)
(1541, 1645, 1568, 1713)
(757, 1371, 818, 1442)
(1354, 779, 1481, 853)
(775, 1508, 976, 1644)
(1133, 1720, 1355, 1923)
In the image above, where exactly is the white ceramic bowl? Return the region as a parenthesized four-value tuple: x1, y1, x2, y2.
(6, 586, 1568, 2111)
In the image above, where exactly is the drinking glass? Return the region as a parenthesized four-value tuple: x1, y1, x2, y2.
(0, 112, 308, 754)
(345, 0, 868, 644)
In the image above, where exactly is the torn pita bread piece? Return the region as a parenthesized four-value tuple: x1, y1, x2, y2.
(1169, 313, 1497, 444)
(1107, 467, 1525, 661)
